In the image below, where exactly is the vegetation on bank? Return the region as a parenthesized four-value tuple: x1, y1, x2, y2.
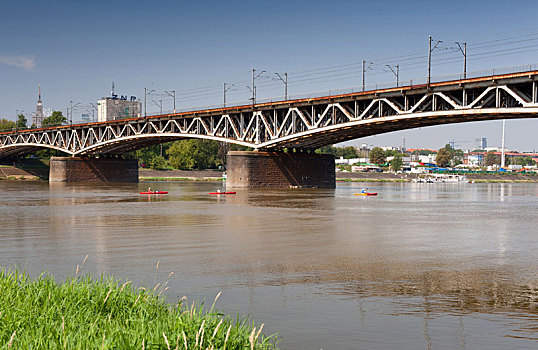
(0, 270, 277, 349)
(140, 177, 224, 182)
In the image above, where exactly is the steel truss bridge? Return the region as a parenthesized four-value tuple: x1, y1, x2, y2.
(1, 70, 538, 158)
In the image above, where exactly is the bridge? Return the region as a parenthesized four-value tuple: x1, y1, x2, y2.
(2, 68, 538, 187)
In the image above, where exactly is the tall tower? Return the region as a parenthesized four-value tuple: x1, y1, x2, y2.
(33, 84, 44, 127)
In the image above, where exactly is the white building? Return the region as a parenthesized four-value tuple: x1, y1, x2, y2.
(97, 97, 141, 122)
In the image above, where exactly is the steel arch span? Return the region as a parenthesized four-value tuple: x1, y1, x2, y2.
(1, 70, 538, 158)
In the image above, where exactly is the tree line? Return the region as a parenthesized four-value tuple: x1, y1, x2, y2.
(0, 111, 67, 132)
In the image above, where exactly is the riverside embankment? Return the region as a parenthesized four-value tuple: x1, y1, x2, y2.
(139, 169, 538, 183)
(1, 162, 537, 183)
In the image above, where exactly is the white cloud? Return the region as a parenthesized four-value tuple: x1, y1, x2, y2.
(0, 55, 36, 71)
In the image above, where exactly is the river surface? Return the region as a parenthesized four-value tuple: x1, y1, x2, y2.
(1, 181, 538, 349)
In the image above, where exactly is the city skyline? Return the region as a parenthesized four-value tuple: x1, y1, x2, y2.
(1, 0, 538, 150)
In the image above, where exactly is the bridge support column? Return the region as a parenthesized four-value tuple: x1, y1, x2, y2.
(226, 151, 335, 188)
(49, 157, 138, 182)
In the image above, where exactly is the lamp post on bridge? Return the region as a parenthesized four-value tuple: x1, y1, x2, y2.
(151, 99, 163, 114)
(69, 101, 81, 125)
(455, 41, 467, 79)
(144, 88, 155, 117)
(386, 64, 399, 87)
(164, 90, 176, 113)
(274, 72, 288, 100)
(362, 60, 373, 92)
(427, 35, 443, 88)
(249, 68, 265, 108)
(223, 83, 235, 108)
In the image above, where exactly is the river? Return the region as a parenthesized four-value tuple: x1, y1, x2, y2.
(1, 181, 537, 349)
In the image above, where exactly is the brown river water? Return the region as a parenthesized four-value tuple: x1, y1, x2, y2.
(1, 181, 537, 349)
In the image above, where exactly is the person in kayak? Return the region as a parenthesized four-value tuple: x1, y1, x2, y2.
(361, 188, 368, 194)
(148, 187, 152, 193)
(216, 188, 221, 193)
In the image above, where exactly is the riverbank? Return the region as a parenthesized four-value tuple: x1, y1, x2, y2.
(2, 164, 537, 183)
(0, 269, 277, 349)
(335, 171, 538, 183)
(139, 169, 225, 181)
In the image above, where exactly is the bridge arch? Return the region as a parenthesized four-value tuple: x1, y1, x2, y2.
(74, 133, 254, 156)
(0, 143, 72, 159)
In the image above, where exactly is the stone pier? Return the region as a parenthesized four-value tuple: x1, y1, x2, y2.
(49, 157, 138, 182)
(226, 151, 335, 188)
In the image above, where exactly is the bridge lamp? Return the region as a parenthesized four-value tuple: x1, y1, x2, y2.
(274, 72, 288, 100)
(144, 88, 155, 117)
(427, 35, 443, 87)
(164, 90, 176, 113)
(455, 42, 467, 79)
(69, 101, 82, 125)
(251, 68, 266, 107)
(362, 60, 373, 92)
(223, 83, 236, 108)
(385, 64, 399, 87)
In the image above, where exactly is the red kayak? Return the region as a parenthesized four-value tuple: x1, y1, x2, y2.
(209, 191, 236, 195)
(140, 191, 168, 195)
(354, 192, 378, 196)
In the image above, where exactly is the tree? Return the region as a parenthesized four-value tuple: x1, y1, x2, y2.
(436, 148, 451, 167)
(435, 144, 463, 167)
(412, 149, 437, 156)
(339, 146, 358, 159)
(514, 156, 535, 166)
(485, 151, 500, 167)
(0, 118, 16, 131)
(391, 153, 403, 172)
(16, 113, 27, 129)
(167, 139, 221, 170)
(315, 145, 339, 158)
(452, 149, 464, 166)
(369, 147, 386, 165)
(149, 155, 167, 170)
(135, 143, 172, 167)
(43, 111, 66, 127)
(385, 149, 400, 157)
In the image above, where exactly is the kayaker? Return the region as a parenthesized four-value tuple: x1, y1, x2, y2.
(361, 188, 368, 194)
(216, 188, 221, 193)
(148, 187, 152, 193)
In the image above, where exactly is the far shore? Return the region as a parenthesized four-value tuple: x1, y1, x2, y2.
(1, 164, 537, 183)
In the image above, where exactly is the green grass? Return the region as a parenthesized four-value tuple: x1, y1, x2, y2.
(140, 177, 224, 182)
(0, 270, 278, 349)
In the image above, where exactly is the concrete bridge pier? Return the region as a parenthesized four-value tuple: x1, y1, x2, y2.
(49, 157, 138, 182)
(226, 151, 335, 188)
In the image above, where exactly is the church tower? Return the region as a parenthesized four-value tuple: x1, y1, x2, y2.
(33, 85, 44, 127)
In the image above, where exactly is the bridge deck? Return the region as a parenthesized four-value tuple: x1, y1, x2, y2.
(1, 69, 538, 157)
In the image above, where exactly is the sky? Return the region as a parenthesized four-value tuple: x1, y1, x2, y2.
(1, 0, 538, 151)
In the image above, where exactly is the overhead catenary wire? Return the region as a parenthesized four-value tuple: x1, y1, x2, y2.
(153, 31, 538, 108)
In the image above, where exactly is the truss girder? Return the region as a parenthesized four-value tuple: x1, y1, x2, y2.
(2, 72, 538, 157)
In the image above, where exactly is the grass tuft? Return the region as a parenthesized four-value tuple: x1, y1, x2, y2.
(0, 269, 278, 349)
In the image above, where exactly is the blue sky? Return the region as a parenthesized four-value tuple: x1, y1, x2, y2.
(1, 0, 538, 150)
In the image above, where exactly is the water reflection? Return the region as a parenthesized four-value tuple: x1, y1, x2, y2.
(1, 181, 537, 349)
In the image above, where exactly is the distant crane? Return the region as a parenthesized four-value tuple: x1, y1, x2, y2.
(449, 139, 471, 149)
